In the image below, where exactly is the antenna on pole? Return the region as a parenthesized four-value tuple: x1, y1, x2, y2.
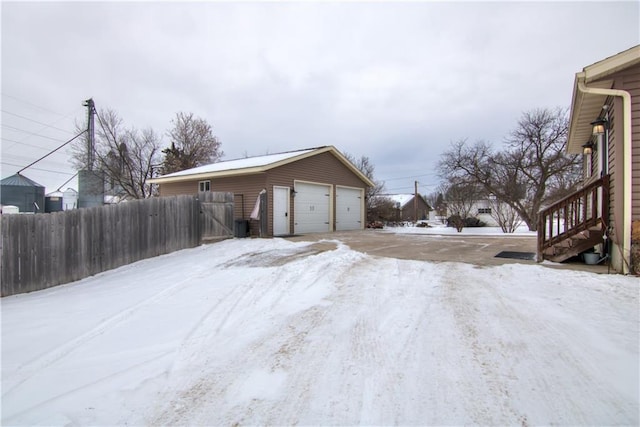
(83, 98, 95, 170)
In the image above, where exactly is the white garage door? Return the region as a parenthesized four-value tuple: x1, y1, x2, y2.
(336, 187, 363, 231)
(294, 182, 331, 233)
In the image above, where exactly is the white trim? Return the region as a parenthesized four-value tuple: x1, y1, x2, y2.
(576, 81, 632, 274)
(336, 185, 365, 231)
(273, 186, 291, 236)
(293, 180, 333, 233)
(148, 146, 375, 188)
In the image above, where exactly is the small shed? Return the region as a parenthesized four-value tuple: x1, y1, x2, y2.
(0, 173, 45, 213)
(386, 194, 431, 222)
(148, 146, 374, 237)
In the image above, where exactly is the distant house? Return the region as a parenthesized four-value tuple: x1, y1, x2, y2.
(471, 199, 498, 227)
(383, 193, 431, 222)
(0, 173, 45, 213)
(539, 45, 639, 273)
(148, 146, 374, 236)
(428, 199, 496, 226)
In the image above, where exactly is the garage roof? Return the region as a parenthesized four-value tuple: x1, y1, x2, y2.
(148, 145, 375, 187)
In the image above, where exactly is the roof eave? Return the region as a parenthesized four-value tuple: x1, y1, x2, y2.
(148, 145, 375, 188)
(147, 168, 267, 184)
(567, 45, 640, 154)
(566, 75, 613, 155)
(583, 45, 640, 82)
(325, 146, 376, 188)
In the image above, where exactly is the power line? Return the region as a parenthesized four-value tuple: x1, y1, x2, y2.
(56, 172, 79, 191)
(1, 92, 70, 117)
(1, 123, 72, 143)
(1, 137, 73, 151)
(1, 109, 75, 134)
(1, 96, 84, 150)
(1, 161, 76, 175)
(17, 130, 86, 174)
(3, 154, 73, 169)
(379, 172, 438, 182)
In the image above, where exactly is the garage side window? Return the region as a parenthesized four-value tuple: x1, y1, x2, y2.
(199, 180, 211, 192)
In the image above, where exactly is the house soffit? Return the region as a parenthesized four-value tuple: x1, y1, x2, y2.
(567, 45, 640, 154)
(567, 78, 612, 154)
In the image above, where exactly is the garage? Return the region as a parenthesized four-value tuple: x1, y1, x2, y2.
(150, 146, 374, 237)
(294, 182, 331, 234)
(336, 186, 363, 231)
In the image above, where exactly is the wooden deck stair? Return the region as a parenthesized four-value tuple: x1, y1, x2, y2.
(538, 175, 609, 263)
(542, 226, 604, 263)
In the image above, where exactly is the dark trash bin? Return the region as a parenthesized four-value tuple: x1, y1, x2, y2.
(234, 219, 249, 238)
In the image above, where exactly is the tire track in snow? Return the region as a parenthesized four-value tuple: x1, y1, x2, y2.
(148, 246, 346, 425)
(1, 276, 196, 399)
(439, 263, 636, 425)
(150, 246, 375, 426)
(439, 262, 526, 425)
(477, 268, 637, 425)
(1, 349, 174, 425)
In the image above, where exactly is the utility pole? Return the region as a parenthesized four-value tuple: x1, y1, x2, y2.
(83, 98, 95, 170)
(79, 98, 103, 208)
(414, 180, 418, 222)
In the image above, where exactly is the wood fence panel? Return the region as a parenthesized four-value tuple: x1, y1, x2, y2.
(199, 192, 234, 241)
(1, 193, 232, 297)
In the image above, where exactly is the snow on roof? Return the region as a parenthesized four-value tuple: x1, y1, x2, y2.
(157, 148, 319, 179)
(384, 194, 415, 207)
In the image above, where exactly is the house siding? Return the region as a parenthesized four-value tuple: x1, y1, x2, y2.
(607, 64, 640, 228)
(155, 150, 368, 237)
(265, 152, 367, 236)
(587, 62, 640, 271)
(399, 196, 430, 222)
(583, 65, 638, 223)
(157, 174, 268, 235)
(614, 65, 640, 222)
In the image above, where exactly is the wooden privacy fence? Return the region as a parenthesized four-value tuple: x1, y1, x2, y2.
(1, 192, 234, 297)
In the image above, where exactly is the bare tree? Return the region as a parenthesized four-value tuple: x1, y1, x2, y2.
(162, 112, 223, 174)
(368, 195, 396, 223)
(438, 107, 581, 231)
(441, 181, 482, 232)
(71, 109, 162, 199)
(425, 191, 447, 223)
(487, 196, 523, 233)
(343, 153, 385, 222)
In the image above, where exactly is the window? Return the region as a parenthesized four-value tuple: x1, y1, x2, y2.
(199, 180, 211, 192)
(478, 208, 491, 214)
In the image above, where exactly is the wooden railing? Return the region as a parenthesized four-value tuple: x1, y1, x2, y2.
(537, 175, 609, 258)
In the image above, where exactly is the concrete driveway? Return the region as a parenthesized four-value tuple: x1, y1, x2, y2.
(286, 229, 609, 273)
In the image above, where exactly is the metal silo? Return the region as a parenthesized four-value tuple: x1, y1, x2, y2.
(0, 173, 45, 213)
(45, 191, 64, 213)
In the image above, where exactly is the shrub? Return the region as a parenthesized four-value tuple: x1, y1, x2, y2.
(447, 215, 485, 231)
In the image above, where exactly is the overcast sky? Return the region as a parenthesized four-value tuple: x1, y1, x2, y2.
(2, 1, 638, 195)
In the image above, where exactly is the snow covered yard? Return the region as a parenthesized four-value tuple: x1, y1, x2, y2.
(1, 238, 638, 426)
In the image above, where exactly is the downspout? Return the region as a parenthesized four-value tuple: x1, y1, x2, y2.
(577, 80, 632, 274)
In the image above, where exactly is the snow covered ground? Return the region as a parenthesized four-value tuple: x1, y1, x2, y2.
(2, 237, 638, 425)
(387, 222, 537, 237)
